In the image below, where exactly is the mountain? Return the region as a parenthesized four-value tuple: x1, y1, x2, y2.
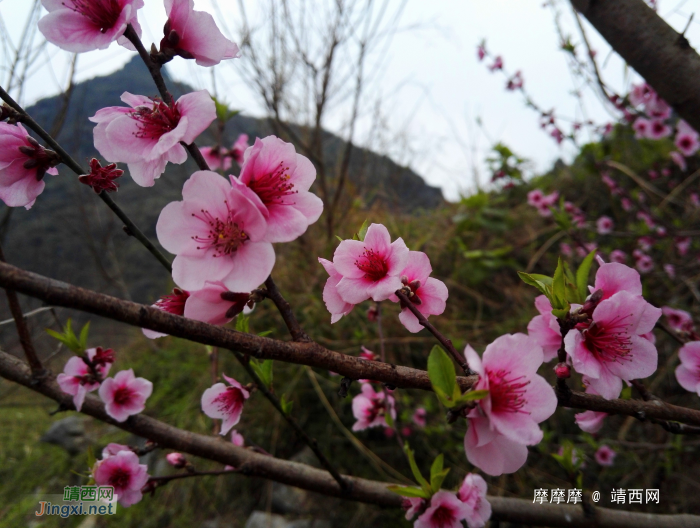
(1, 57, 443, 309)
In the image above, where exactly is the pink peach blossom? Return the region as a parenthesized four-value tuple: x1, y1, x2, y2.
(629, 83, 653, 107)
(647, 119, 672, 139)
(201, 373, 250, 435)
(458, 473, 492, 528)
(646, 94, 671, 120)
(633, 117, 651, 139)
(594, 445, 616, 466)
(230, 429, 245, 447)
(609, 250, 627, 264)
(415, 491, 470, 528)
(488, 56, 503, 71)
(527, 189, 544, 206)
(98, 369, 153, 422)
(93, 448, 148, 507)
(527, 295, 561, 362)
(675, 125, 700, 156)
(199, 145, 231, 172)
(57, 348, 113, 411)
(637, 236, 654, 252)
(388, 251, 448, 333)
(318, 258, 354, 323)
(231, 134, 249, 165)
(592, 262, 643, 302)
(596, 216, 614, 235)
(575, 409, 607, 433)
(166, 452, 187, 468)
(351, 383, 396, 431)
(157, 171, 274, 292)
(160, 0, 240, 67)
(402, 497, 426, 521)
(664, 263, 676, 278)
(464, 334, 557, 475)
(332, 223, 409, 304)
(565, 291, 661, 399)
(675, 236, 692, 256)
(670, 150, 688, 171)
(675, 341, 700, 396)
(236, 136, 323, 243)
(90, 90, 216, 187)
(662, 306, 694, 333)
(635, 253, 654, 274)
(38, 0, 143, 53)
(185, 281, 251, 326)
(412, 407, 427, 428)
(0, 122, 59, 208)
(621, 197, 633, 211)
(142, 288, 190, 339)
(360, 346, 378, 361)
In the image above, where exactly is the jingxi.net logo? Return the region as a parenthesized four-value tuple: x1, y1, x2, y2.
(34, 486, 118, 518)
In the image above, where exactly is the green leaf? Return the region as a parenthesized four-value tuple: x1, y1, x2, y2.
(404, 443, 431, 493)
(280, 393, 293, 415)
(387, 485, 431, 499)
(335, 235, 344, 243)
(517, 272, 551, 297)
(235, 314, 249, 333)
(428, 346, 457, 407)
(250, 359, 273, 387)
(433, 386, 455, 408)
(78, 322, 90, 350)
(429, 454, 450, 491)
(45, 319, 85, 353)
(86, 446, 96, 470)
(257, 330, 274, 337)
(357, 219, 370, 241)
(576, 249, 597, 301)
(552, 257, 566, 307)
(454, 389, 489, 404)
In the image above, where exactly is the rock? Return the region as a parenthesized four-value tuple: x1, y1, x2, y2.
(271, 447, 320, 514)
(40, 417, 88, 455)
(245, 512, 331, 528)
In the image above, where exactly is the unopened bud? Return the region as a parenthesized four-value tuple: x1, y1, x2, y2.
(166, 452, 187, 468)
(367, 305, 378, 322)
(554, 363, 571, 379)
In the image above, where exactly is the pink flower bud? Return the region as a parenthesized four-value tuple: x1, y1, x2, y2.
(554, 363, 571, 379)
(166, 452, 187, 468)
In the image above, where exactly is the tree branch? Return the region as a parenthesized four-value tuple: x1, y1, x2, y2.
(0, 351, 697, 528)
(232, 350, 351, 492)
(571, 0, 700, 133)
(122, 24, 211, 173)
(1, 261, 700, 427)
(394, 289, 472, 376)
(0, 85, 173, 273)
(264, 275, 311, 342)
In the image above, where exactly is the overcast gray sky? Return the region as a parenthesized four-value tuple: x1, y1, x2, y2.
(1, 0, 698, 200)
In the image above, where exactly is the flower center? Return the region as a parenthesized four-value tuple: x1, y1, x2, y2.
(113, 386, 135, 406)
(155, 289, 190, 315)
(248, 161, 297, 206)
(680, 137, 693, 150)
(431, 506, 455, 528)
(67, 0, 122, 32)
(214, 387, 245, 414)
(487, 369, 530, 414)
(355, 249, 388, 282)
(130, 99, 181, 140)
(582, 316, 633, 364)
(109, 468, 131, 490)
(191, 202, 249, 258)
(363, 398, 386, 423)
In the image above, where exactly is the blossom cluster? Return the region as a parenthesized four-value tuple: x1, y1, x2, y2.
(319, 223, 448, 333)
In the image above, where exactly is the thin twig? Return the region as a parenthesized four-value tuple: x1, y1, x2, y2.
(0, 84, 172, 273)
(232, 350, 351, 492)
(122, 24, 211, 173)
(394, 289, 472, 376)
(264, 275, 311, 342)
(0, 243, 44, 377)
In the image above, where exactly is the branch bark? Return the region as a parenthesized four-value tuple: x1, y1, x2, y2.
(571, 0, 700, 133)
(0, 350, 698, 528)
(2, 261, 700, 427)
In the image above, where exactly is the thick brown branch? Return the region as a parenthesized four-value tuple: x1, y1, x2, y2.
(2, 261, 700, 426)
(571, 0, 700, 133)
(264, 276, 311, 342)
(0, 351, 697, 528)
(395, 289, 472, 375)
